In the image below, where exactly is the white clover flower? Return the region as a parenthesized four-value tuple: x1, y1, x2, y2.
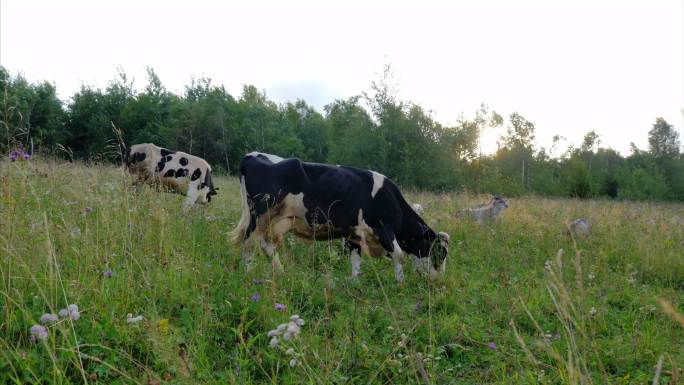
(269, 337, 279, 347)
(627, 272, 637, 284)
(126, 313, 144, 324)
(286, 323, 300, 335)
(29, 324, 48, 342)
(40, 313, 58, 324)
(289, 358, 298, 367)
(286, 348, 295, 355)
(589, 307, 597, 316)
(544, 260, 553, 271)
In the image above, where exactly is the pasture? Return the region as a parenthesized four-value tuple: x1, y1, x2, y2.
(1, 159, 683, 384)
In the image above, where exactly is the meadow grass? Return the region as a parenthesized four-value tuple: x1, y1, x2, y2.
(1, 158, 683, 384)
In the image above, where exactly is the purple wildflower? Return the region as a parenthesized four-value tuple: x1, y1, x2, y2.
(9, 151, 18, 162)
(275, 303, 285, 311)
(103, 270, 113, 278)
(487, 342, 497, 350)
(22, 152, 31, 160)
(252, 279, 264, 285)
(29, 324, 48, 342)
(40, 313, 58, 325)
(250, 293, 261, 302)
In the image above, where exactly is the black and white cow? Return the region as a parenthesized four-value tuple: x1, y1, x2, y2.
(125, 143, 217, 209)
(231, 152, 450, 282)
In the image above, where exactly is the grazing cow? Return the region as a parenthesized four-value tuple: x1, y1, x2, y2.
(566, 218, 590, 238)
(231, 152, 450, 282)
(125, 143, 217, 209)
(460, 195, 508, 224)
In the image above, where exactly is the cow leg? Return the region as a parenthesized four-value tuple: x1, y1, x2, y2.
(241, 232, 258, 270)
(182, 181, 201, 211)
(343, 239, 363, 277)
(373, 226, 404, 283)
(259, 237, 284, 273)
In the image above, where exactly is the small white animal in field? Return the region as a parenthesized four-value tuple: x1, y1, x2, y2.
(411, 203, 424, 214)
(460, 196, 508, 224)
(566, 218, 590, 238)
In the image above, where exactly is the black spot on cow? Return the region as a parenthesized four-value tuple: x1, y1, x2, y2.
(160, 148, 176, 157)
(191, 168, 202, 181)
(180, 157, 188, 166)
(155, 158, 166, 172)
(164, 169, 176, 178)
(165, 155, 173, 162)
(175, 168, 189, 178)
(133, 152, 146, 163)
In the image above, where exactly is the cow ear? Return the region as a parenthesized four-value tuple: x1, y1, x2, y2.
(437, 231, 450, 244)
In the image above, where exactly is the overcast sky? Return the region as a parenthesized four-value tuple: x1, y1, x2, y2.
(1, 0, 682, 155)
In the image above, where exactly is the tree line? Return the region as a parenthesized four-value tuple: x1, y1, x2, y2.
(2, 65, 682, 201)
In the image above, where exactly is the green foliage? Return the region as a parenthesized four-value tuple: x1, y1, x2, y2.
(565, 155, 592, 198)
(1, 65, 683, 202)
(617, 164, 671, 201)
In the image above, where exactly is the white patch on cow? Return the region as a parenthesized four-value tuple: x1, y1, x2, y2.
(370, 171, 384, 198)
(247, 151, 284, 163)
(350, 249, 362, 277)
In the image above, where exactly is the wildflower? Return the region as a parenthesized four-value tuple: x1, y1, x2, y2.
(275, 303, 286, 311)
(267, 329, 279, 337)
(538, 369, 546, 382)
(277, 323, 288, 333)
(40, 313, 58, 325)
(589, 306, 597, 316)
(126, 313, 144, 324)
(283, 332, 292, 340)
(487, 342, 497, 350)
(587, 272, 595, 281)
(251, 293, 261, 302)
(157, 318, 169, 334)
(287, 323, 300, 335)
(22, 152, 31, 161)
(289, 358, 298, 367)
(58, 304, 80, 321)
(9, 151, 18, 162)
(286, 348, 295, 355)
(103, 270, 113, 278)
(29, 324, 48, 342)
(544, 259, 553, 271)
(627, 272, 637, 284)
(252, 279, 264, 285)
(269, 337, 279, 347)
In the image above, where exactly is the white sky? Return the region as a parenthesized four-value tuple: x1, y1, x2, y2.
(1, 0, 682, 155)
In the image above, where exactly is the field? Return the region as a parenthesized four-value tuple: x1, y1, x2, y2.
(1, 158, 683, 385)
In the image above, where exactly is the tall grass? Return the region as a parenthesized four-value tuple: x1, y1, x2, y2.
(1, 158, 683, 384)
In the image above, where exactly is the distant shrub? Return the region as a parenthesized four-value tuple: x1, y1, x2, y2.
(618, 165, 670, 201)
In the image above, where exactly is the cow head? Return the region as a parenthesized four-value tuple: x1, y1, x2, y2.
(411, 229, 450, 279)
(491, 195, 508, 209)
(199, 170, 219, 204)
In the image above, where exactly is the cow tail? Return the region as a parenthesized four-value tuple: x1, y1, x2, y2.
(230, 174, 250, 244)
